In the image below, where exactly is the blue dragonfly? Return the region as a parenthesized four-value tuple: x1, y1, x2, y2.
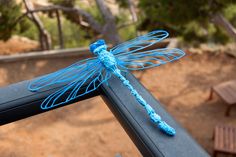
(28, 30, 185, 136)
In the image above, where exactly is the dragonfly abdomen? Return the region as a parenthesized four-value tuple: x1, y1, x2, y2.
(113, 69, 176, 136)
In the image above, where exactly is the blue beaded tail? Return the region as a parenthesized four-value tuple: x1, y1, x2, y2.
(158, 121, 176, 136)
(113, 69, 176, 136)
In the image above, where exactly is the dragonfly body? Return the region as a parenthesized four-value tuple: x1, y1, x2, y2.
(29, 30, 185, 136)
(90, 39, 176, 136)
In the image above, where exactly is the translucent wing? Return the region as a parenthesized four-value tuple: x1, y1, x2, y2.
(110, 30, 169, 56)
(40, 63, 111, 109)
(116, 48, 185, 70)
(28, 57, 98, 92)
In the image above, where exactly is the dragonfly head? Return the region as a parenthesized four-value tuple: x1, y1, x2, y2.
(89, 39, 107, 55)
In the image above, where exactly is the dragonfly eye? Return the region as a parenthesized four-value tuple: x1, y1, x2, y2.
(89, 39, 106, 54)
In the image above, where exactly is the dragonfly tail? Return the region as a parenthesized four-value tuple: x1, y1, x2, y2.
(158, 121, 176, 136)
(113, 69, 176, 136)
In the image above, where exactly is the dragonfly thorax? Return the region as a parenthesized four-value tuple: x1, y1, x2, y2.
(90, 39, 117, 71)
(98, 50, 117, 71)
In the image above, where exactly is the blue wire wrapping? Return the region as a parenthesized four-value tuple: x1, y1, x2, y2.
(28, 30, 185, 136)
(113, 69, 176, 136)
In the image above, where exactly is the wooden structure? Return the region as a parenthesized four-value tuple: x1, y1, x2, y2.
(0, 38, 177, 63)
(208, 80, 236, 116)
(213, 125, 236, 157)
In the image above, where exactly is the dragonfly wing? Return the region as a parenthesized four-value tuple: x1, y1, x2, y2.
(116, 48, 185, 70)
(28, 57, 98, 91)
(40, 64, 111, 109)
(110, 30, 169, 55)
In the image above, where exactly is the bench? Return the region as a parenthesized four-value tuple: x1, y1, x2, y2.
(213, 125, 236, 157)
(208, 80, 236, 116)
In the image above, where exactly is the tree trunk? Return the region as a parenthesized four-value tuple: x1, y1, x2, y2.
(55, 10, 64, 49)
(23, 0, 52, 50)
(127, 0, 137, 22)
(26, 0, 121, 46)
(102, 20, 121, 45)
(211, 12, 236, 41)
(95, 0, 121, 44)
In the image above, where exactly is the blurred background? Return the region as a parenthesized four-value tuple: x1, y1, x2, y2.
(0, 0, 236, 156)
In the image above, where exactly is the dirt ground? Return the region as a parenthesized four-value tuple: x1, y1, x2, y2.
(0, 36, 38, 55)
(0, 45, 236, 157)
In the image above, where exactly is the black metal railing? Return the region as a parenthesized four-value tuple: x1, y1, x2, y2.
(0, 71, 209, 157)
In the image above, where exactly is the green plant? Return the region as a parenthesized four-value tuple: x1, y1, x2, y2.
(138, 0, 236, 44)
(41, 15, 92, 48)
(0, 0, 23, 40)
